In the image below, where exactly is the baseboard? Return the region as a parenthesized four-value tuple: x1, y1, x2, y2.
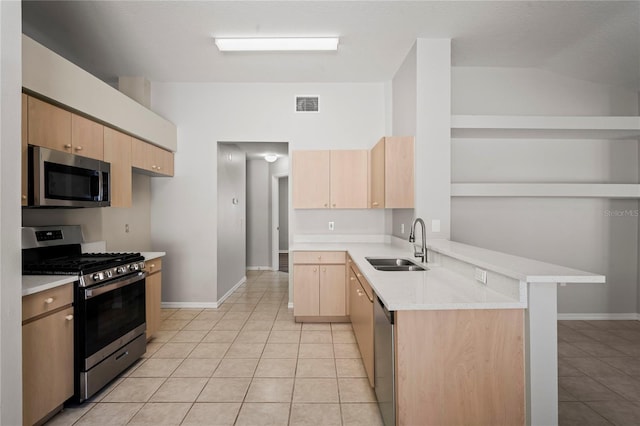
(217, 276, 247, 305)
(161, 301, 219, 309)
(247, 266, 275, 271)
(160, 275, 247, 310)
(557, 313, 640, 321)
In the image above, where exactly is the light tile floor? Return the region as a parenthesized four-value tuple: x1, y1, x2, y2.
(46, 270, 383, 426)
(559, 320, 640, 425)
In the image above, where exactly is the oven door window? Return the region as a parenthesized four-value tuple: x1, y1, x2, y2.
(83, 279, 146, 358)
(44, 161, 102, 202)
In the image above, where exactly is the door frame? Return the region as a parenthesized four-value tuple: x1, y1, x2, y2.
(271, 172, 288, 271)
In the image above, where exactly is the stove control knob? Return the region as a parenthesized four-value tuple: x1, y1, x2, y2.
(92, 272, 104, 281)
(116, 266, 126, 274)
(105, 270, 113, 278)
(129, 263, 139, 272)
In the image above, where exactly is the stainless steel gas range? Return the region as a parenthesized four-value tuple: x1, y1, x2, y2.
(22, 226, 147, 402)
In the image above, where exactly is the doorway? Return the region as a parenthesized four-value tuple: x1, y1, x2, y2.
(273, 175, 289, 272)
(231, 142, 289, 273)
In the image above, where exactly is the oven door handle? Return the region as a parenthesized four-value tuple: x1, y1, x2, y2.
(84, 271, 146, 300)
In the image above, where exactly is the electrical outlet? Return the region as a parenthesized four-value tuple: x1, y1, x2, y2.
(125, 224, 130, 233)
(431, 219, 441, 233)
(474, 267, 487, 284)
(401, 224, 405, 234)
(328, 221, 335, 231)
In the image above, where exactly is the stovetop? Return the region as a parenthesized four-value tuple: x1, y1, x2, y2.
(23, 252, 144, 276)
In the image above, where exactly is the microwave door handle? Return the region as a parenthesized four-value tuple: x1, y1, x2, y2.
(98, 169, 104, 202)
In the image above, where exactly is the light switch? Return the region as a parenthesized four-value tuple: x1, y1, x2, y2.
(328, 221, 335, 231)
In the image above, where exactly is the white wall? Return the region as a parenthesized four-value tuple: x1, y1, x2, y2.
(246, 159, 270, 269)
(150, 83, 386, 304)
(451, 66, 640, 315)
(217, 144, 246, 303)
(0, 1, 23, 423)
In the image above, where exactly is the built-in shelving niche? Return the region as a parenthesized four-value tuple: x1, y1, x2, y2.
(451, 115, 640, 199)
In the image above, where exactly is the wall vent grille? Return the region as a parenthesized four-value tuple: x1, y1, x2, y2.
(296, 96, 319, 112)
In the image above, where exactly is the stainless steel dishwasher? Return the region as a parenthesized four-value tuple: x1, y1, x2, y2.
(374, 296, 395, 426)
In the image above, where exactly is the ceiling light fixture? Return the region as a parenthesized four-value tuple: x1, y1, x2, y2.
(214, 37, 339, 52)
(264, 154, 278, 163)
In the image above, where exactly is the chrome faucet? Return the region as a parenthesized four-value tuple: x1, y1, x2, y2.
(409, 218, 427, 263)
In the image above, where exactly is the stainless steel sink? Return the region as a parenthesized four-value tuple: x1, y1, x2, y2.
(365, 257, 428, 272)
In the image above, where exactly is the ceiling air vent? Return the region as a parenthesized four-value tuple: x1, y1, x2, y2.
(296, 96, 319, 112)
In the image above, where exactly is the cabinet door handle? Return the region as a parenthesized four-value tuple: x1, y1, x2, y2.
(44, 297, 54, 304)
(65, 314, 74, 321)
(74, 146, 83, 151)
(357, 273, 362, 278)
(22, 195, 27, 200)
(322, 268, 326, 272)
(64, 144, 72, 149)
(332, 203, 336, 207)
(356, 289, 363, 297)
(313, 268, 317, 272)
(350, 277, 355, 281)
(324, 203, 328, 208)
(372, 202, 379, 206)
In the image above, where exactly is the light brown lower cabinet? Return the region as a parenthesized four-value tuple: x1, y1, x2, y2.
(145, 259, 163, 340)
(293, 251, 347, 320)
(22, 284, 74, 426)
(395, 309, 525, 425)
(348, 266, 374, 387)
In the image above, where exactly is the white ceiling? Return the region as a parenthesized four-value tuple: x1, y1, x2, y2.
(22, 1, 640, 89)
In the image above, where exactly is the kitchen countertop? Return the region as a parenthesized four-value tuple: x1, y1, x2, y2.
(291, 242, 526, 311)
(22, 275, 77, 297)
(427, 239, 605, 284)
(141, 252, 166, 261)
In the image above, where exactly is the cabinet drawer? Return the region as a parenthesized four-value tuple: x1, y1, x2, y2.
(146, 258, 163, 274)
(293, 251, 345, 264)
(350, 263, 373, 301)
(23, 284, 73, 323)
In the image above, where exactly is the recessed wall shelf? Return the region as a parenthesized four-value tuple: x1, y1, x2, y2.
(451, 115, 640, 139)
(451, 183, 640, 199)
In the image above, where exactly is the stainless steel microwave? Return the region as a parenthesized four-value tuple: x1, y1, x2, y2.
(28, 146, 111, 207)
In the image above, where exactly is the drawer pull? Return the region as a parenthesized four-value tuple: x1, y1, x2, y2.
(44, 297, 54, 304)
(74, 146, 83, 151)
(150, 263, 156, 269)
(356, 289, 364, 297)
(372, 201, 379, 206)
(22, 195, 27, 200)
(350, 277, 355, 281)
(65, 314, 74, 321)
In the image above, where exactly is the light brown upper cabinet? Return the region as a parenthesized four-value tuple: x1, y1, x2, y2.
(71, 114, 104, 160)
(104, 127, 132, 208)
(132, 138, 174, 177)
(330, 150, 368, 209)
(292, 150, 367, 209)
(21, 94, 28, 206)
(27, 96, 71, 152)
(370, 136, 414, 208)
(27, 96, 104, 160)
